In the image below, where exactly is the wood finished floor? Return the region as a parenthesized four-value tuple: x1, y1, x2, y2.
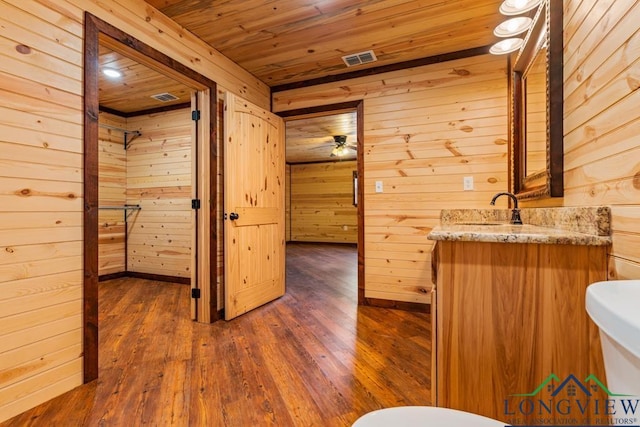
(3, 243, 431, 426)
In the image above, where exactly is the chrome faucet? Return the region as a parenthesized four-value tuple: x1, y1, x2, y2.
(490, 192, 523, 225)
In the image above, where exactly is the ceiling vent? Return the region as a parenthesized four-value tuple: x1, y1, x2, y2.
(151, 92, 179, 102)
(341, 50, 377, 67)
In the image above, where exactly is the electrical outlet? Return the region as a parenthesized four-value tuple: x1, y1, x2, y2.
(375, 181, 383, 193)
(463, 176, 474, 191)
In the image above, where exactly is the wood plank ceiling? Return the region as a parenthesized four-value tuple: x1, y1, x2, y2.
(145, 0, 506, 87)
(99, 45, 354, 163)
(285, 111, 357, 163)
(99, 45, 192, 115)
(103, 0, 507, 162)
(99, 44, 352, 163)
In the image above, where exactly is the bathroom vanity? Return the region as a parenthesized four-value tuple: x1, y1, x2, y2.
(428, 207, 612, 424)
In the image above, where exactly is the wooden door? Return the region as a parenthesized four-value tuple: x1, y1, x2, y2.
(224, 93, 285, 320)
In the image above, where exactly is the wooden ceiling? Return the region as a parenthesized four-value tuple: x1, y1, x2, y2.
(145, 0, 506, 87)
(98, 45, 357, 163)
(285, 111, 357, 164)
(98, 41, 352, 163)
(99, 44, 192, 114)
(100, 0, 506, 162)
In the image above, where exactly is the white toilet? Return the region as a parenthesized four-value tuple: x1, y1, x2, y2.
(353, 280, 640, 426)
(352, 406, 506, 427)
(586, 280, 640, 396)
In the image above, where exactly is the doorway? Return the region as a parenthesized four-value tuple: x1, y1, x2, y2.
(83, 14, 218, 382)
(97, 48, 194, 286)
(278, 101, 365, 303)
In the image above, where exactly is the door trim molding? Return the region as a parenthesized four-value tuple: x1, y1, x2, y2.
(276, 101, 365, 304)
(83, 12, 218, 382)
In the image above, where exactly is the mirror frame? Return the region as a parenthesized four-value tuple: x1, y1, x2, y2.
(510, 0, 563, 200)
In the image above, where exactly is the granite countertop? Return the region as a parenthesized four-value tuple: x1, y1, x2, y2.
(427, 207, 612, 246)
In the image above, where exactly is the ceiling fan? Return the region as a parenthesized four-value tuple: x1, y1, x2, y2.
(330, 135, 357, 157)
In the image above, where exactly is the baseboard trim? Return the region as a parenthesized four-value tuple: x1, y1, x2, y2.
(362, 297, 430, 314)
(286, 241, 357, 247)
(98, 272, 127, 282)
(127, 271, 191, 284)
(99, 271, 190, 285)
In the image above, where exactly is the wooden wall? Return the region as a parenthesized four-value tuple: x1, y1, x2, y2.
(285, 164, 291, 241)
(97, 109, 192, 279)
(289, 161, 357, 243)
(523, 0, 640, 280)
(126, 109, 192, 279)
(98, 112, 127, 276)
(0, 0, 269, 422)
(274, 54, 509, 303)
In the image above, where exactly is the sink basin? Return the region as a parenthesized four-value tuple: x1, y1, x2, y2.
(586, 280, 640, 359)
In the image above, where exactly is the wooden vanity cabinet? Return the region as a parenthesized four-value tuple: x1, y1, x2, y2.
(432, 240, 608, 423)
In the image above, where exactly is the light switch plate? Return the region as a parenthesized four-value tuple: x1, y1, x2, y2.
(375, 181, 383, 193)
(463, 176, 474, 191)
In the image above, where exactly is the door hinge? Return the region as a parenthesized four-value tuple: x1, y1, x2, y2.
(191, 288, 201, 299)
(191, 110, 201, 121)
(192, 199, 201, 209)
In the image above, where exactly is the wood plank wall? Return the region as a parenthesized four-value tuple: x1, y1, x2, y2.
(98, 112, 127, 276)
(523, 0, 640, 280)
(126, 109, 192, 279)
(0, 0, 269, 421)
(274, 54, 509, 304)
(289, 161, 357, 243)
(285, 164, 291, 241)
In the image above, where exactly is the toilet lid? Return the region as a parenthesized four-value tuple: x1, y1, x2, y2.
(352, 406, 508, 427)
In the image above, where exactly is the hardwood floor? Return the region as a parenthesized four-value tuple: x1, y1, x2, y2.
(3, 243, 431, 426)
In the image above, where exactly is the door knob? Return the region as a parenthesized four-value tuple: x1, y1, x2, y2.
(229, 212, 239, 220)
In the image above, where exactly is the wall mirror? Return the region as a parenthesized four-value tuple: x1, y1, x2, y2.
(511, 0, 563, 199)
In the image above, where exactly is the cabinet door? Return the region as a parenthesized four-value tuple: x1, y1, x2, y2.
(436, 241, 540, 419)
(435, 241, 608, 424)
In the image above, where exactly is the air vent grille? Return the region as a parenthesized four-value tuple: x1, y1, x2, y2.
(151, 92, 179, 102)
(341, 50, 377, 67)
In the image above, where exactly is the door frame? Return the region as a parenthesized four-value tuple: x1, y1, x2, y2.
(276, 101, 365, 304)
(83, 13, 218, 382)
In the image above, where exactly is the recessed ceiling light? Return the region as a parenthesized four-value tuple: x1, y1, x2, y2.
(494, 17, 533, 37)
(102, 68, 122, 78)
(499, 0, 542, 15)
(489, 38, 524, 55)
